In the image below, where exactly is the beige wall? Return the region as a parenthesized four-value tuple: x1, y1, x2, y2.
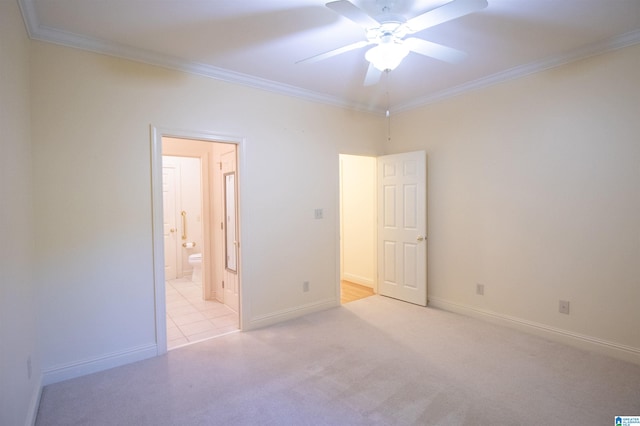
(0, 1, 41, 424)
(389, 43, 640, 358)
(30, 41, 384, 381)
(340, 155, 376, 288)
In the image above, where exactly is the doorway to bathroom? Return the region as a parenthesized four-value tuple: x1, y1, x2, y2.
(160, 135, 241, 350)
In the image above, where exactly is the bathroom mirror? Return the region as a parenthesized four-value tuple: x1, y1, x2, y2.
(224, 172, 237, 272)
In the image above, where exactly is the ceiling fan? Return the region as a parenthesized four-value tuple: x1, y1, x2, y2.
(298, 0, 488, 85)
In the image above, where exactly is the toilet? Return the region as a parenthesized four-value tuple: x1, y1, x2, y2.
(188, 253, 202, 283)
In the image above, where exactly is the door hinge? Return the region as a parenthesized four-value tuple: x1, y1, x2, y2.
(221, 222, 224, 230)
(222, 280, 225, 289)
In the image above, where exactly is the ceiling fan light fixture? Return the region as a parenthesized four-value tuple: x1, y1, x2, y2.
(365, 38, 409, 72)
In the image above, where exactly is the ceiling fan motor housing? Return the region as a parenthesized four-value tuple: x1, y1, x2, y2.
(376, 0, 397, 14)
(366, 20, 408, 43)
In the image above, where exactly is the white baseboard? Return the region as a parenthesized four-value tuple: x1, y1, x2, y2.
(246, 298, 339, 330)
(429, 296, 640, 366)
(41, 344, 157, 386)
(342, 273, 374, 288)
(26, 375, 42, 426)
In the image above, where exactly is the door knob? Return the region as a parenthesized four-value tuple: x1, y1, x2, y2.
(170, 228, 176, 233)
(417, 235, 424, 242)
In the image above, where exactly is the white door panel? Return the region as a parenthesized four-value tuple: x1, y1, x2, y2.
(162, 165, 177, 280)
(378, 151, 427, 306)
(221, 148, 239, 313)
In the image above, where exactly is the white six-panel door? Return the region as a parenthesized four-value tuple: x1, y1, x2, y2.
(377, 151, 427, 306)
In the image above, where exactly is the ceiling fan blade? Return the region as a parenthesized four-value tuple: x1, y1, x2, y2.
(404, 37, 467, 63)
(326, 0, 380, 28)
(406, 0, 488, 33)
(364, 62, 382, 86)
(296, 40, 371, 64)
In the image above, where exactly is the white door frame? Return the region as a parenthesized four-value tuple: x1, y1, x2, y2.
(150, 126, 245, 355)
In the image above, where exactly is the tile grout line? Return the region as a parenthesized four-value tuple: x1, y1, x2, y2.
(166, 278, 238, 349)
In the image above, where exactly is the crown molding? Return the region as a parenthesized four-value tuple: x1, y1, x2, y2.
(17, 0, 640, 116)
(17, 0, 384, 115)
(393, 28, 640, 114)
(17, 0, 37, 38)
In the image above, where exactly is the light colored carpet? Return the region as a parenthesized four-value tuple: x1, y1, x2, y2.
(36, 296, 640, 425)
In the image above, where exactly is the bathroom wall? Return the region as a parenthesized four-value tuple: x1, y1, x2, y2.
(389, 42, 640, 362)
(30, 40, 385, 383)
(0, 1, 42, 424)
(162, 137, 219, 300)
(340, 155, 376, 289)
(162, 155, 204, 278)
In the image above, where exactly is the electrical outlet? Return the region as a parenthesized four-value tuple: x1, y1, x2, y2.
(476, 283, 484, 296)
(314, 208, 323, 220)
(303, 281, 309, 292)
(559, 300, 570, 315)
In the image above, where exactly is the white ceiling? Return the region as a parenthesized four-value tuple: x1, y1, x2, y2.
(19, 0, 640, 113)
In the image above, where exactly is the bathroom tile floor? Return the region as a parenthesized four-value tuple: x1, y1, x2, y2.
(166, 278, 239, 350)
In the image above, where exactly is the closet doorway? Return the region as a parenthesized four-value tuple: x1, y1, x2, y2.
(339, 151, 428, 306)
(339, 154, 377, 304)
